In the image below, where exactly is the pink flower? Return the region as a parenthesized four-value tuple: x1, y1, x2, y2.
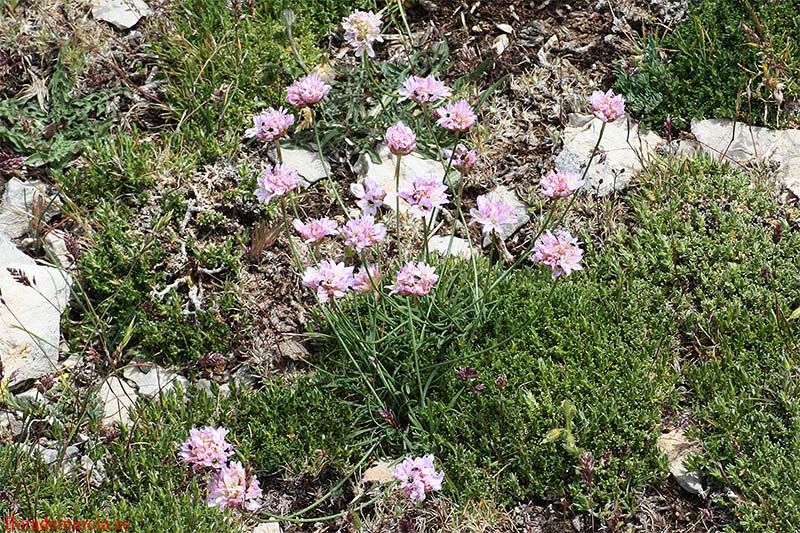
(350, 178, 387, 215)
(398, 75, 452, 105)
(244, 107, 294, 142)
(469, 194, 517, 237)
(179, 426, 233, 471)
(385, 122, 416, 156)
(342, 215, 386, 252)
(533, 230, 584, 279)
(443, 144, 478, 174)
(256, 163, 300, 204)
(286, 73, 331, 108)
(353, 265, 381, 292)
(292, 217, 339, 244)
(436, 100, 476, 132)
(398, 174, 450, 218)
(342, 10, 383, 57)
(589, 89, 625, 123)
(387, 262, 438, 297)
(539, 170, 585, 198)
(392, 454, 444, 502)
(302, 260, 354, 303)
(207, 461, 263, 511)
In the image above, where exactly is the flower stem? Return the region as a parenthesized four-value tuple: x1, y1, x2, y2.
(311, 110, 349, 217)
(394, 153, 402, 245)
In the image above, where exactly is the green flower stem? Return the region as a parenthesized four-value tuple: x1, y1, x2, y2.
(311, 110, 349, 217)
(280, 196, 302, 270)
(394, 153, 402, 245)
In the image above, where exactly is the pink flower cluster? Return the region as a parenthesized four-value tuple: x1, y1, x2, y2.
(179, 427, 262, 512)
(533, 230, 584, 279)
(353, 265, 381, 293)
(539, 170, 585, 198)
(469, 194, 517, 236)
(443, 144, 478, 174)
(292, 217, 339, 244)
(392, 455, 444, 502)
(398, 174, 450, 218)
(207, 461, 262, 511)
(256, 163, 300, 204)
(387, 262, 439, 297)
(245, 107, 294, 142)
(302, 260, 355, 303)
(351, 178, 386, 215)
(386, 122, 416, 156)
(435, 100, 476, 132)
(589, 89, 625, 123)
(286, 73, 331, 108)
(398, 75, 452, 105)
(342, 215, 386, 252)
(179, 426, 233, 471)
(342, 10, 383, 57)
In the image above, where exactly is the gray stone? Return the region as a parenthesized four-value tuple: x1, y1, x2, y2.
(121, 363, 186, 399)
(0, 178, 59, 239)
(355, 144, 447, 214)
(555, 115, 664, 196)
(43, 230, 73, 269)
(92, 0, 152, 30)
(271, 146, 330, 187)
(427, 235, 477, 260)
(252, 523, 282, 533)
(656, 429, 706, 498)
(98, 376, 138, 426)
(1, 263, 72, 391)
(0, 233, 34, 266)
(478, 186, 530, 245)
(690, 119, 800, 198)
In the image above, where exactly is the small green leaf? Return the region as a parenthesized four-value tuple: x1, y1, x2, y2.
(541, 428, 565, 444)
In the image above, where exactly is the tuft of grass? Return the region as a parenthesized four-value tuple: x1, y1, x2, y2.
(614, 0, 800, 130)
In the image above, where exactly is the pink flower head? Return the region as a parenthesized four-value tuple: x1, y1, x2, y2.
(353, 265, 381, 293)
(539, 170, 585, 198)
(206, 461, 263, 511)
(302, 260, 354, 303)
(443, 144, 478, 174)
(256, 163, 300, 204)
(342, 214, 386, 252)
(392, 454, 444, 502)
(398, 174, 450, 218)
(469, 194, 517, 237)
(286, 73, 331, 108)
(342, 10, 383, 57)
(435, 100, 476, 132)
(533, 230, 584, 279)
(179, 426, 233, 471)
(244, 107, 294, 142)
(387, 262, 439, 297)
(385, 122, 417, 156)
(292, 217, 339, 244)
(398, 75, 452, 105)
(350, 178, 387, 216)
(589, 89, 625, 123)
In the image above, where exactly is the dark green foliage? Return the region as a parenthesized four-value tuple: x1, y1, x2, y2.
(614, 0, 800, 130)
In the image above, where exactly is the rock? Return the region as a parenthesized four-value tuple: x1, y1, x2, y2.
(427, 235, 477, 260)
(477, 186, 530, 245)
(0, 178, 59, 239)
(43, 230, 73, 269)
(0, 233, 35, 266)
(98, 376, 138, 426)
(1, 262, 72, 392)
(0, 411, 24, 439)
(656, 429, 706, 497)
(362, 459, 395, 484)
(252, 523, 282, 533)
(121, 363, 186, 399)
(690, 119, 800, 198)
(91, 0, 152, 30)
(277, 338, 310, 361)
(270, 146, 330, 187)
(355, 144, 448, 214)
(80, 455, 107, 487)
(555, 115, 664, 196)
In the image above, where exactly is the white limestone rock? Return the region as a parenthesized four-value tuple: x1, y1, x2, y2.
(121, 363, 186, 399)
(0, 178, 59, 239)
(92, 0, 152, 30)
(656, 429, 706, 498)
(555, 115, 664, 196)
(98, 376, 138, 426)
(270, 146, 330, 187)
(427, 235, 477, 260)
(690, 119, 800, 198)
